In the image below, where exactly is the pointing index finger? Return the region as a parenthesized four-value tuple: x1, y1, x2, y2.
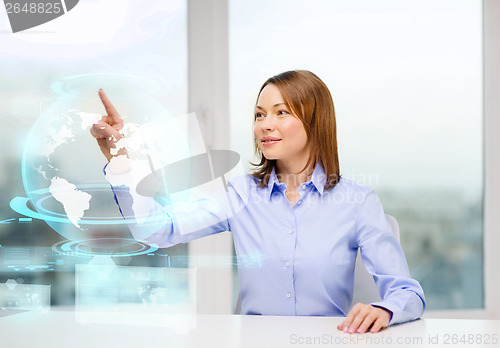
(98, 89, 121, 122)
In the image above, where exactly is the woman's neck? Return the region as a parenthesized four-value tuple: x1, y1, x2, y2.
(275, 160, 314, 191)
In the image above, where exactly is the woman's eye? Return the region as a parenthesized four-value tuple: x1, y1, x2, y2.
(278, 110, 289, 115)
(255, 112, 265, 119)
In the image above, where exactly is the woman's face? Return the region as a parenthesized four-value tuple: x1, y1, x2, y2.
(253, 84, 309, 167)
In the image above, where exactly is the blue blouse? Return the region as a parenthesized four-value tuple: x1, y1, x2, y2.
(107, 162, 425, 326)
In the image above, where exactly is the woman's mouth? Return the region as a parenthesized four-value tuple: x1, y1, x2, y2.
(261, 139, 282, 146)
(261, 137, 282, 146)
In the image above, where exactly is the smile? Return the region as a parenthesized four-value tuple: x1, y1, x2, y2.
(262, 139, 281, 146)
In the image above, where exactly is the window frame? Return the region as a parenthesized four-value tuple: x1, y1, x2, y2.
(187, 0, 234, 314)
(482, 0, 500, 321)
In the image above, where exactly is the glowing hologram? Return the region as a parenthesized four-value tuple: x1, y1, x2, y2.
(51, 238, 158, 258)
(137, 150, 240, 196)
(0, 244, 264, 272)
(0, 245, 93, 273)
(87, 256, 116, 280)
(20, 73, 187, 243)
(75, 265, 196, 330)
(10, 185, 164, 225)
(3, 247, 30, 265)
(1, 245, 66, 272)
(5, 279, 17, 290)
(14, 72, 251, 247)
(0, 280, 50, 311)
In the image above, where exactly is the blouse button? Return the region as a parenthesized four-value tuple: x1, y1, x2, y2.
(297, 200, 302, 205)
(288, 229, 293, 234)
(285, 261, 290, 267)
(286, 293, 291, 298)
(302, 184, 306, 189)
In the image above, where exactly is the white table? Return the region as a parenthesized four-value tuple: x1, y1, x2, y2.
(0, 309, 499, 347)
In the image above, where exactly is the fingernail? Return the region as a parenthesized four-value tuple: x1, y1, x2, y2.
(348, 328, 354, 334)
(370, 329, 376, 333)
(343, 327, 348, 333)
(357, 328, 363, 333)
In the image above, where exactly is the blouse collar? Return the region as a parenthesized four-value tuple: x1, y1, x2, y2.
(266, 162, 327, 199)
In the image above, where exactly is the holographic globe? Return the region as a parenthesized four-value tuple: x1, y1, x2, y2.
(12, 73, 190, 251)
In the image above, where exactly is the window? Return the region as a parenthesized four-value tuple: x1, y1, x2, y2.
(0, 0, 188, 305)
(229, 0, 483, 310)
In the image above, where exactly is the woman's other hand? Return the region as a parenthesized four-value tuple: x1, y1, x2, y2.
(337, 303, 392, 334)
(90, 89, 125, 162)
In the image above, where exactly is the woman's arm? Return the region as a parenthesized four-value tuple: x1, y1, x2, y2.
(105, 158, 233, 248)
(92, 90, 232, 247)
(338, 189, 425, 333)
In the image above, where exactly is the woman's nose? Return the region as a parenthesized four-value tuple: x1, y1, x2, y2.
(260, 115, 275, 131)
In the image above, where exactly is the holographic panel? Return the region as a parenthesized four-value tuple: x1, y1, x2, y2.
(2, 247, 31, 265)
(0, 280, 50, 311)
(52, 238, 158, 258)
(75, 263, 196, 330)
(0, 245, 91, 272)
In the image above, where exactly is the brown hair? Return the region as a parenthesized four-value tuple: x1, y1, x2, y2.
(250, 70, 341, 191)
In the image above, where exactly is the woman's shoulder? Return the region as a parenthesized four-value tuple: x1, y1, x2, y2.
(334, 176, 374, 194)
(322, 178, 379, 211)
(226, 173, 261, 193)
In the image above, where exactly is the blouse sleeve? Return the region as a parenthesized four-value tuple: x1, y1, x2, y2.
(354, 189, 426, 326)
(104, 161, 233, 248)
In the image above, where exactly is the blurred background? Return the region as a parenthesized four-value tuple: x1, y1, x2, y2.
(0, 0, 490, 315)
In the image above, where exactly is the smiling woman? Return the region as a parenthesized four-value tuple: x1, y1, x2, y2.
(253, 84, 311, 206)
(230, 0, 484, 315)
(251, 71, 340, 197)
(93, 69, 425, 334)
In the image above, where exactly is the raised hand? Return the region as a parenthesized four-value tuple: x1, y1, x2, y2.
(90, 89, 125, 162)
(337, 303, 392, 334)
